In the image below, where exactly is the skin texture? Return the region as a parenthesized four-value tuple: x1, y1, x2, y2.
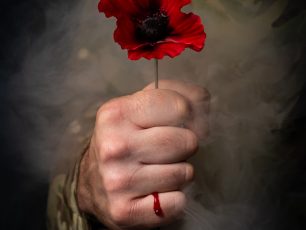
(77, 80, 210, 229)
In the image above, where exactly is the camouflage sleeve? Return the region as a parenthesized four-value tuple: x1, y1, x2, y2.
(47, 143, 90, 230)
(47, 144, 107, 230)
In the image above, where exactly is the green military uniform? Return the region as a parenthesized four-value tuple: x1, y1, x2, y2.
(47, 146, 92, 230)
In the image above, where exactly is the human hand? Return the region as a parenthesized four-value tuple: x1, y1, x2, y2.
(77, 80, 210, 229)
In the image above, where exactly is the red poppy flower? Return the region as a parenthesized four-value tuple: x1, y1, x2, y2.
(98, 0, 206, 60)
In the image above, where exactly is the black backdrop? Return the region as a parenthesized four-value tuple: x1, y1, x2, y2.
(0, 1, 73, 229)
(0, 0, 306, 229)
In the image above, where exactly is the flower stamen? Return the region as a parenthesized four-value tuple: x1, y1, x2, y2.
(136, 11, 170, 43)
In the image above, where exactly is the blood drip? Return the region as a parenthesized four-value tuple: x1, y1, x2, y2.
(152, 192, 164, 217)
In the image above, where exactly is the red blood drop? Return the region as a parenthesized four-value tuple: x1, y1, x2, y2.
(152, 192, 164, 217)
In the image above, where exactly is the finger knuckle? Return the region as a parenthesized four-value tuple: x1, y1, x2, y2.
(131, 91, 149, 113)
(169, 165, 194, 184)
(99, 136, 128, 162)
(96, 99, 123, 125)
(185, 131, 199, 153)
(184, 164, 195, 183)
(104, 170, 128, 193)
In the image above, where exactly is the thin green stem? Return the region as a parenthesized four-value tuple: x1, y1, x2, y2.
(155, 59, 159, 89)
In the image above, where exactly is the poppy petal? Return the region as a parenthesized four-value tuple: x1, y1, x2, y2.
(98, 0, 152, 18)
(128, 42, 186, 60)
(160, 0, 191, 15)
(114, 17, 143, 50)
(168, 12, 206, 51)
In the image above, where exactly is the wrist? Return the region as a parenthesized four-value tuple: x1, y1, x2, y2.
(76, 149, 93, 214)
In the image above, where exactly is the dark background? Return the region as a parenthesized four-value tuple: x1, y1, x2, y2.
(0, 1, 73, 229)
(0, 0, 306, 229)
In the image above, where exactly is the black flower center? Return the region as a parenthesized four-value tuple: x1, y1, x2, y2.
(136, 11, 170, 43)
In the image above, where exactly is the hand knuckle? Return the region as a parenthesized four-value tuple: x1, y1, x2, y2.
(96, 99, 123, 125)
(104, 171, 128, 193)
(99, 136, 128, 162)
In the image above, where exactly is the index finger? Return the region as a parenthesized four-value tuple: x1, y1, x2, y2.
(143, 79, 210, 104)
(144, 79, 210, 139)
(124, 89, 193, 129)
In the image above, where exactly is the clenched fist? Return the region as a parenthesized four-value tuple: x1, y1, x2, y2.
(77, 80, 210, 229)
